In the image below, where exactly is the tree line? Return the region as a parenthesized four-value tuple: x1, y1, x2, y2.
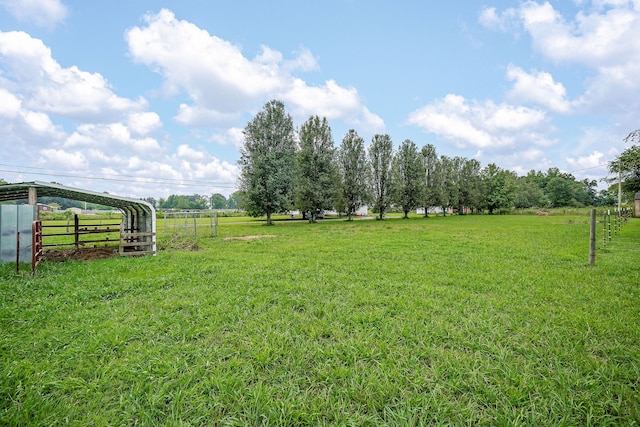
(238, 100, 617, 225)
(142, 192, 242, 210)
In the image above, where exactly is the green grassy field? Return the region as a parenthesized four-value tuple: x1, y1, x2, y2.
(1, 214, 639, 425)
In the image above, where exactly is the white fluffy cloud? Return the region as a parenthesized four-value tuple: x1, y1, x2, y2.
(63, 121, 162, 158)
(125, 9, 383, 131)
(35, 125, 239, 198)
(566, 150, 605, 171)
(0, 0, 67, 28)
(506, 64, 572, 113)
(0, 31, 147, 122)
(39, 148, 89, 170)
(0, 26, 240, 198)
(406, 94, 549, 150)
(209, 127, 245, 149)
(127, 112, 162, 136)
(0, 86, 66, 161)
(480, 1, 640, 122)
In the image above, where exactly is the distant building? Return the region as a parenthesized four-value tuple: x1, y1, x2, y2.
(635, 193, 640, 218)
(37, 203, 53, 212)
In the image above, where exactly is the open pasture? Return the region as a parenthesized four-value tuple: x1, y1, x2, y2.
(1, 214, 639, 425)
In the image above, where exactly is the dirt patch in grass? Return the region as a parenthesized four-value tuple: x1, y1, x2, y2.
(43, 247, 118, 262)
(158, 235, 200, 251)
(223, 235, 277, 242)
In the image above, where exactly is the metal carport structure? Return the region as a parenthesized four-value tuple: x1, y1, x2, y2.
(0, 181, 156, 256)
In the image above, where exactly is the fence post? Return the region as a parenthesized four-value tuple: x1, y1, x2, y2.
(193, 212, 197, 239)
(32, 220, 43, 275)
(589, 208, 596, 266)
(74, 214, 80, 249)
(16, 231, 20, 273)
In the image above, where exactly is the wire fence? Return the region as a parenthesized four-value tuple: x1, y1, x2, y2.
(160, 210, 218, 238)
(589, 207, 635, 264)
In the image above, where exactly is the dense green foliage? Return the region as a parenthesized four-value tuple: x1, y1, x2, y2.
(369, 134, 394, 220)
(234, 101, 613, 221)
(2, 215, 639, 425)
(294, 116, 338, 223)
(392, 139, 423, 218)
(610, 129, 640, 196)
(157, 194, 209, 210)
(337, 130, 370, 221)
(238, 100, 297, 225)
(420, 144, 439, 216)
(482, 163, 515, 214)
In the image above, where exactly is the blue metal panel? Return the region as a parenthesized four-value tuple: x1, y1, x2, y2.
(0, 205, 36, 263)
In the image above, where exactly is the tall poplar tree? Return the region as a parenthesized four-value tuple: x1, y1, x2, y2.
(420, 144, 439, 217)
(458, 158, 483, 214)
(238, 100, 296, 225)
(392, 139, 424, 218)
(434, 155, 454, 216)
(295, 116, 337, 222)
(337, 129, 370, 220)
(369, 134, 394, 220)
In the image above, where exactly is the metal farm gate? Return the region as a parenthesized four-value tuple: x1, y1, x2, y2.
(0, 181, 156, 258)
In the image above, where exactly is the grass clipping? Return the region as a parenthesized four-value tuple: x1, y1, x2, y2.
(223, 235, 276, 242)
(157, 234, 200, 251)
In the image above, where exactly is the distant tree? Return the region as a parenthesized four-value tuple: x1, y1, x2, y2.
(64, 209, 73, 232)
(513, 177, 547, 209)
(227, 191, 244, 210)
(420, 144, 439, 216)
(481, 163, 515, 214)
(192, 194, 208, 209)
(39, 197, 82, 210)
(238, 100, 297, 225)
(210, 193, 227, 209)
(435, 156, 459, 216)
(294, 116, 338, 223)
(609, 129, 640, 195)
(142, 197, 157, 208)
(337, 129, 370, 221)
(596, 187, 618, 206)
(458, 158, 483, 213)
(579, 179, 598, 206)
(447, 157, 464, 213)
(369, 134, 394, 220)
(391, 139, 423, 218)
(158, 194, 207, 210)
(546, 176, 580, 207)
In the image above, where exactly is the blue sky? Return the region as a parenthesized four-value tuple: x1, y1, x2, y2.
(1, 0, 639, 199)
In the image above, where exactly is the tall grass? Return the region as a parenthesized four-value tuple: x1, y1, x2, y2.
(1, 215, 639, 425)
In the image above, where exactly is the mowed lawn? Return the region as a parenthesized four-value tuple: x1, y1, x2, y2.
(1, 214, 639, 425)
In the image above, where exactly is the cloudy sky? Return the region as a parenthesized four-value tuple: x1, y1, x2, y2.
(1, 0, 639, 199)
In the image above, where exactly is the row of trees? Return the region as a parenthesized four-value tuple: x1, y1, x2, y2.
(238, 100, 617, 224)
(145, 193, 242, 210)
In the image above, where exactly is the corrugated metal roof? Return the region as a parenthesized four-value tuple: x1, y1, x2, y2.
(0, 181, 157, 256)
(0, 181, 154, 212)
